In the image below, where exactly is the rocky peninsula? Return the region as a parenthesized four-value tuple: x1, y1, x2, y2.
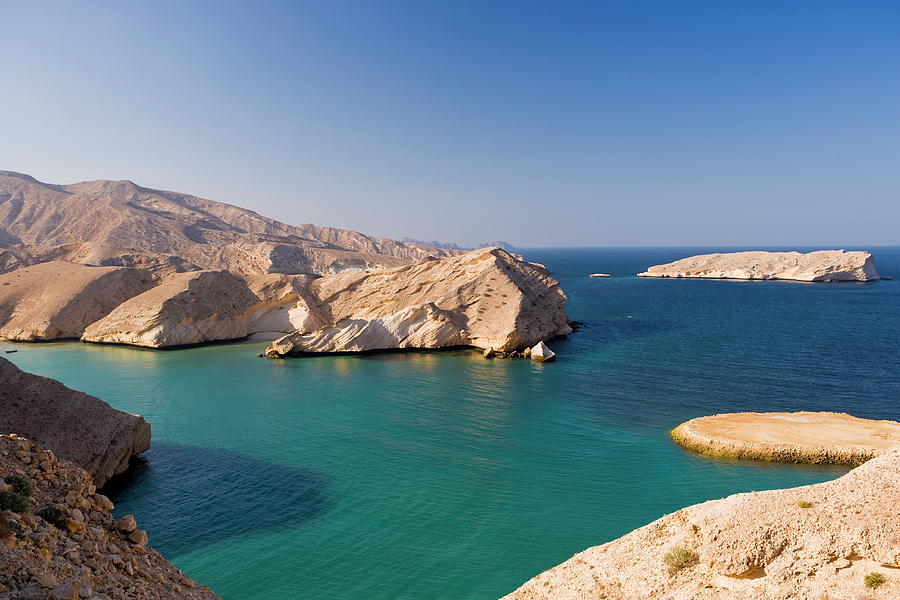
(264, 247, 571, 356)
(0, 357, 150, 488)
(504, 436, 899, 599)
(672, 411, 900, 465)
(0, 171, 571, 354)
(637, 250, 880, 281)
(0, 434, 219, 599)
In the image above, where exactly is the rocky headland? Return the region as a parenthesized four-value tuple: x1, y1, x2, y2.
(503, 444, 898, 600)
(0, 172, 570, 354)
(264, 247, 571, 356)
(0, 434, 219, 599)
(0, 357, 150, 488)
(637, 250, 880, 281)
(671, 411, 900, 465)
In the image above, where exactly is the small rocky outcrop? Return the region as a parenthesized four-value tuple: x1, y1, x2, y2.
(637, 250, 880, 281)
(0, 262, 154, 341)
(503, 445, 900, 600)
(529, 341, 556, 362)
(264, 247, 572, 356)
(0, 434, 219, 599)
(0, 358, 150, 487)
(671, 411, 900, 465)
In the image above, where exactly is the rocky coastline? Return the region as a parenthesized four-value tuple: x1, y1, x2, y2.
(503, 414, 899, 600)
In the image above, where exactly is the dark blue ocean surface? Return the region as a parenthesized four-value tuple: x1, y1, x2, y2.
(4, 247, 898, 599)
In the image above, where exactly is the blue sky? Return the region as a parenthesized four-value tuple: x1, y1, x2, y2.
(3, 1, 899, 247)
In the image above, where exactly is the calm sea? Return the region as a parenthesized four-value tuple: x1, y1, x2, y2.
(3, 247, 898, 600)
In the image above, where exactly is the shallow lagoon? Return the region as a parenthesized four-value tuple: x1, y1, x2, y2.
(4, 247, 898, 599)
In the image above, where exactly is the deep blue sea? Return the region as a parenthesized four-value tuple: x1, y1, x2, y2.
(3, 247, 898, 599)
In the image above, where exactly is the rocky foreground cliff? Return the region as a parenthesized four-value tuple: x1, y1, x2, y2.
(638, 250, 880, 281)
(0, 434, 219, 600)
(503, 447, 899, 600)
(0, 357, 150, 487)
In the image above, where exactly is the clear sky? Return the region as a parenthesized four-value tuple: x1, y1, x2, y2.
(3, 1, 899, 247)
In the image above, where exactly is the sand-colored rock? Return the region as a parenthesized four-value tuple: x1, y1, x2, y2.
(0, 357, 150, 487)
(82, 270, 319, 348)
(0, 434, 219, 599)
(0, 261, 153, 341)
(0, 170, 457, 276)
(637, 250, 880, 281)
(264, 247, 572, 356)
(503, 445, 900, 600)
(671, 411, 900, 465)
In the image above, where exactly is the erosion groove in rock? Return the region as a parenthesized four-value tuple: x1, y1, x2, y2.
(0, 434, 219, 599)
(0, 357, 150, 487)
(503, 445, 900, 600)
(637, 250, 880, 281)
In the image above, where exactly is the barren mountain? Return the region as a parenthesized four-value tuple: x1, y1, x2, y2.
(0, 171, 456, 276)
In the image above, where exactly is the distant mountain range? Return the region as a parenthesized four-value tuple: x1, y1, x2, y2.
(400, 238, 516, 252)
(0, 171, 459, 276)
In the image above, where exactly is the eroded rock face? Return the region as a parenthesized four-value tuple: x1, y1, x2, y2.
(0, 434, 219, 599)
(0, 261, 154, 341)
(0, 358, 150, 487)
(503, 446, 900, 600)
(81, 271, 317, 348)
(265, 247, 572, 356)
(637, 250, 880, 281)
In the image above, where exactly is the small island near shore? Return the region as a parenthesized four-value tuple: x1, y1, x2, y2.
(671, 411, 900, 465)
(638, 250, 881, 282)
(504, 412, 899, 600)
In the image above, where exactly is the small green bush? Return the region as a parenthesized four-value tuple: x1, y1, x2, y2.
(0, 491, 27, 512)
(663, 545, 699, 570)
(796, 500, 813, 508)
(863, 572, 885, 589)
(36, 506, 66, 529)
(4, 475, 32, 498)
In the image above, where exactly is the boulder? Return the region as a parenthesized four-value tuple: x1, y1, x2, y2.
(0, 357, 150, 487)
(530, 341, 556, 362)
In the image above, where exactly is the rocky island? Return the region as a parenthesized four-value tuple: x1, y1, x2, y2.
(637, 250, 880, 281)
(504, 413, 900, 600)
(0, 171, 571, 354)
(671, 411, 900, 465)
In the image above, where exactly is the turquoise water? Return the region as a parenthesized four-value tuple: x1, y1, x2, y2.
(3, 247, 899, 600)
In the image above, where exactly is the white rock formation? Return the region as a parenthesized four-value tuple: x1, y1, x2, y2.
(264, 247, 571, 356)
(503, 445, 900, 600)
(530, 341, 556, 362)
(637, 250, 880, 282)
(588, 273, 610, 278)
(81, 271, 317, 348)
